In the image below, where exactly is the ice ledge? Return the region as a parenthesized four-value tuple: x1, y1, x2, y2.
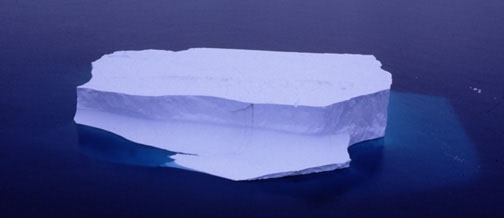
(249, 161, 351, 181)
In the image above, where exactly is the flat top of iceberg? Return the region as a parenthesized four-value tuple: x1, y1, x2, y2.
(81, 48, 391, 106)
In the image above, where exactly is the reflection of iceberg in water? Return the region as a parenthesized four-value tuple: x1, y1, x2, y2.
(374, 92, 479, 193)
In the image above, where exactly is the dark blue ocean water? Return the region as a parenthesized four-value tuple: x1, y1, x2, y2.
(1, 0, 503, 217)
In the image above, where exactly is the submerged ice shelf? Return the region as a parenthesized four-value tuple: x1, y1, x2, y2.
(74, 48, 392, 181)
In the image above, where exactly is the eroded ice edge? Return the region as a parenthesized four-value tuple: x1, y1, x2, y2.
(74, 48, 392, 181)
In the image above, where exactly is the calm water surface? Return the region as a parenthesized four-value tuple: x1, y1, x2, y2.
(1, 0, 503, 217)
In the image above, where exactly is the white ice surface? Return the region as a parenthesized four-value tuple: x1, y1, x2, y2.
(75, 48, 392, 181)
(81, 48, 391, 107)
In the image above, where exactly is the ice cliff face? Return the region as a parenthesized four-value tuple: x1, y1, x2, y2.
(74, 48, 392, 181)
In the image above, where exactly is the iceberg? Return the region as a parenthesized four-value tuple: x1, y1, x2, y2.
(74, 48, 392, 181)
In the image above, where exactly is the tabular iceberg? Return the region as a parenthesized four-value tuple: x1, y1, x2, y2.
(74, 48, 392, 181)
